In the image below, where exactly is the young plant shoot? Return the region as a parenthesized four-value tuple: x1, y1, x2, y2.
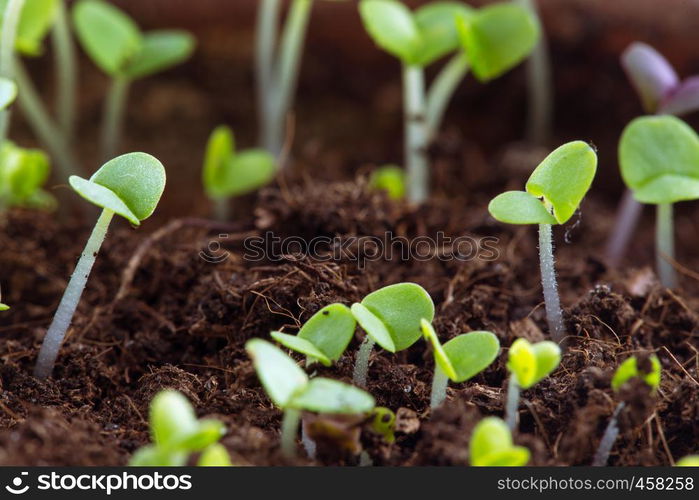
(0, 140, 55, 210)
(72, 0, 195, 160)
(271, 303, 356, 367)
(676, 456, 699, 467)
(202, 126, 276, 220)
(592, 354, 661, 466)
(618, 115, 699, 288)
(505, 338, 561, 431)
(470, 416, 530, 466)
(246, 339, 375, 458)
(421, 319, 500, 409)
(360, 0, 538, 203)
(350, 282, 434, 387)
(129, 390, 231, 466)
(606, 42, 699, 267)
(489, 141, 597, 342)
(369, 165, 406, 200)
(34, 152, 166, 379)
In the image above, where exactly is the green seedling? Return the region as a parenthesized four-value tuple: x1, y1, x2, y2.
(676, 455, 699, 467)
(246, 339, 375, 458)
(489, 141, 597, 342)
(0, 140, 55, 210)
(593, 354, 661, 466)
(360, 0, 538, 203)
(72, 0, 195, 160)
(505, 338, 561, 430)
(470, 416, 530, 466)
(129, 390, 231, 466)
(202, 125, 276, 220)
(369, 165, 406, 200)
(34, 152, 166, 379)
(619, 115, 699, 288)
(350, 282, 435, 387)
(369, 407, 396, 444)
(421, 319, 500, 408)
(271, 303, 356, 367)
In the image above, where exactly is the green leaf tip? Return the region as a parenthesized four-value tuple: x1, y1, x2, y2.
(507, 338, 561, 389)
(470, 417, 530, 466)
(0, 303, 9, 311)
(0, 77, 17, 110)
(611, 354, 661, 392)
(369, 165, 406, 200)
(69, 152, 166, 225)
(620, 115, 699, 204)
(676, 455, 699, 467)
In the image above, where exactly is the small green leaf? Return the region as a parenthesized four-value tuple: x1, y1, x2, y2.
(620, 115, 699, 204)
(289, 377, 375, 414)
(443, 330, 500, 383)
(197, 444, 233, 467)
(0, 142, 50, 204)
(359, 0, 422, 65)
(271, 332, 332, 366)
(361, 282, 435, 351)
(369, 165, 406, 200)
(72, 0, 142, 76)
(413, 2, 473, 66)
(202, 126, 235, 199)
(128, 445, 187, 467)
(0, 78, 17, 110)
(611, 355, 661, 392)
(457, 3, 539, 82)
(507, 338, 561, 389)
(123, 30, 195, 80)
(0, 304, 9, 311)
(369, 407, 396, 443)
(15, 0, 58, 56)
(525, 141, 598, 224)
(351, 302, 395, 352)
(175, 419, 226, 451)
(470, 417, 530, 466)
(297, 303, 356, 363)
(676, 455, 699, 467)
(245, 339, 308, 408)
(420, 319, 457, 380)
(488, 190, 557, 225)
(150, 390, 199, 448)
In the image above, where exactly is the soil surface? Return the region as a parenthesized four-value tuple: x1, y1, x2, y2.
(1, 0, 699, 466)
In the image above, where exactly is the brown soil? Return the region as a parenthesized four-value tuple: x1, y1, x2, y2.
(1, 0, 699, 467)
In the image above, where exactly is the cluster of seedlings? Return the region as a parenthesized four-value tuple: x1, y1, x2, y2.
(0, 0, 697, 468)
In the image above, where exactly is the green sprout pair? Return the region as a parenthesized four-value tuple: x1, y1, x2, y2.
(505, 338, 561, 431)
(421, 320, 499, 408)
(130, 390, 232, 466)
(592, 354, 661, 466)
(34, 152, 166, 379)
(618, 115, 699, 288)
(246, 339, 374, 459)
(359, 0, 539, 202)
(202, 126, 276, 220)
(489, 141, 598, 342)
(0, 140, 54, 211)
(72, 0, 195, 160)
(470, 416, 530, 466)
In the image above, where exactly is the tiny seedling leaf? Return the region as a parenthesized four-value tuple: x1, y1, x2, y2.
(507, 338, 561, 389)
(369, 407, 396, 443)
(359, 0, 421, 65)
(0, 77, 17, 110)
(69, 152, 166, 225)
(175, 419, 226, 452)
(443, 330, 500, 383)
(488, 190, 557, 225)
(123, 30, 195, 80)
(351, 302, 395, 352)
(271, 332, 332, 366)
(621, 42, 678, 114)
(611, 354, 661, 392)
(288, 303, 356, 365)
(457, 3, 539, 82)
(245, 339, 308, 408)
(15, 0, 58, 56)
(0, 304, 9, 311)
(676, 455, 699, 467)
(0, 141, 51, 204)
(149, 390, 199, 448)
(129, 445, 187, 467)
(412, 2, 473, 66)
(620, 115, 699, 204)
(369, 165, 406, 200)
(197, 444, 233, 467)
(660, 76, 699, 117)
(289, 377, 375, 414)
(421, 319, 457, 380)
(470, 417, 530, 466)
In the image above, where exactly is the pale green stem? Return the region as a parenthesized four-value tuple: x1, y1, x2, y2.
(14, 59, 79, 179)
(213, 198, 229, 222)
(403, 64, 428, 204)
(101, 77, 130, 161)
(266, 0, 312, 160)
(281, 407, 301, 458)
(0, 0, 26, 144)
(505, 375, 520, 431)
(539, 223, 565, 342)
(352, 336, 375, 388)
(430, 364, 449, 409)
(592, 402, 624, 466)
(256, 0, 281, 147)
(604, 188, 643, 268)
(514, 0, 554, 144)
(34, 209, 115, 379)
(656, 203, 676, 288)
(425, 52, 469, 140)
(51, 0, 77, 142)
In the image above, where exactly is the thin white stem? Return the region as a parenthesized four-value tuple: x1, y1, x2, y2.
(538, 223, 565, 342)
(425, 52, 469, 141)
(592, 402, 625, 466)
(656, 203, 676, 288)
(101, 77, 130, 161)
(505, 375, 521, 431)
(604, 188, 643, 268)
(34, 209, 115, 379)
(52, 0, 77, 142)
(430, 364, 449, 409)
(0, 0, 26, 144)
(213, 198, 229, 222)
(281, 408, 301, 458)
(256, 0, 281, 148)
(14, 58, 79, 180)
(403, 64, 429, 204)
(352, 336, 375, 388)
(301, 423, 316, 459)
